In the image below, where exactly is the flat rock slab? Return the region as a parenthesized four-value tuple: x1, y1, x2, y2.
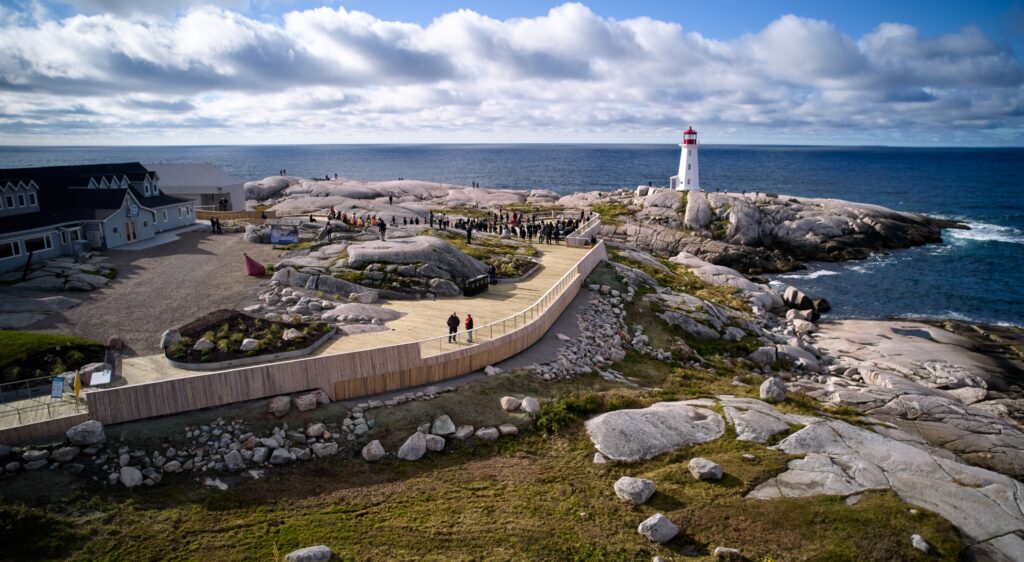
(748, 419, 1024, 561)
(815, 320, 1006, 389)
(716, 395, 816, 443)
(585, 401, 725, 462)
(0, 312, 48, 329)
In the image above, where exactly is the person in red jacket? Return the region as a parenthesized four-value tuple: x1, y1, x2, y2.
(465, 314, 474, 343)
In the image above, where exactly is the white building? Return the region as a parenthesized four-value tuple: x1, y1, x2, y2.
(144, 163, 245, 212)
(669, 126, 701, 192)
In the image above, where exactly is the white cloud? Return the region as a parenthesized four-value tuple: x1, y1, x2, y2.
(0, 2, 1020, 145)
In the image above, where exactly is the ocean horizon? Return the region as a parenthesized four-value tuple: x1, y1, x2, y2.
(1, 143, 1021, 327)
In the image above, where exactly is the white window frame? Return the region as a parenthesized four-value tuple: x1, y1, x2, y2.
(0, 239, 21, 259)
(178, 207, 184, 218)
(28, 192, 37, 206)
(23, 234, 52, 253)
(17, 193, 26, 207)
(144, 185, 150, 196)
(60, 231, 69, 245)
(163, 210, 168, 222)
(4, 194, 13, 208)
(186, 206, 192, 216)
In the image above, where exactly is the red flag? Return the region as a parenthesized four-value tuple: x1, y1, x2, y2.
(244, 254, 266, 276)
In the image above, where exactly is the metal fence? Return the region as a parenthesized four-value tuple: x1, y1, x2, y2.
(0, 374, 87, 430)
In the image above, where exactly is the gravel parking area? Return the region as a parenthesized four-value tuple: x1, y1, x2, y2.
(30, 231, 283, 356)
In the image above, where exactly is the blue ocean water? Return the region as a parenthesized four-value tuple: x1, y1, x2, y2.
(0, 144, 1021, 326)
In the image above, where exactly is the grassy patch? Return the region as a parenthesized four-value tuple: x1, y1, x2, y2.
(609, 249, 751, 313)
(0, 504, 88, 561)
(497, 203, 565, 214)
(590, 201, 632, 226)
(0, 331, 105, 383)
(39, 426, 963, 562)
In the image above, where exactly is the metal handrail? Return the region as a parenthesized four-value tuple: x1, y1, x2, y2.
(411, 239, 604, 355)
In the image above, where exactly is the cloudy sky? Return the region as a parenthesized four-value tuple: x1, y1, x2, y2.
(1, 0, 1022, 146)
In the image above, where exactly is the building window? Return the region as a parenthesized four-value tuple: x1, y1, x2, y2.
(144, 185, 150, 196)
(112, 227, 119, 234)
(186, 206, 192, 216)
(0, 240, 21, 259)
(70, 229, 81, 241)
(163, 210, 168, 222)
(686, 178, 691, 185)
(28, 192, 37, 206)
(687, 164, 691, 170)
(61, 231, 69, 245)
(17, 194, 26, 207)
(178, 207, 184, 218)
(24, 234, 52, 253)
(143, 221, 148, 227)
(4, 195, 13, 208)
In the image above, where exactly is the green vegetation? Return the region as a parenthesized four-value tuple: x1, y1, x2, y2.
(590, 201, 632, 226)
(165, 312, 330, 364)
(0, 504, 88, 560)
(609, 249, 751, 313)
(0, 331, 105, 384)
(497, 202, 565, 214)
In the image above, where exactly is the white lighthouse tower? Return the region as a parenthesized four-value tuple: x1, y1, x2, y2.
(670, 126, 700, 192)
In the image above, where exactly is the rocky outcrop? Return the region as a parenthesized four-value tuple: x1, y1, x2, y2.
(585, 402, 725, 462)
(748, 418, 1024, 560)
(345, 236, 488, 283)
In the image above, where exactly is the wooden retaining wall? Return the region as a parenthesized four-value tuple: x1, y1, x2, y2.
(81, 241, 607, 428)
(0, 413, 89, 445)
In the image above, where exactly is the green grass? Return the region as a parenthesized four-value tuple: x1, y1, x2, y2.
(14, 428, 962, 562)
(0, 366, 964, 562)
(0, 330, 105, 384)
(609, 249, 751, 314)
(496, 203, 565, 214)
(590, 201, 632, 226)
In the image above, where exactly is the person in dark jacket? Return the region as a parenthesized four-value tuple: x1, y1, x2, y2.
(447, 312, 460, 343)
(465, 314, 474, 343)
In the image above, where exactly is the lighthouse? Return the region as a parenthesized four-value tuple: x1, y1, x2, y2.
(670, 127, 700, 192)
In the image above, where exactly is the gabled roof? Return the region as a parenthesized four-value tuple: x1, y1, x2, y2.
(144, 163, 244, 189)
(0, 162, 193, 236)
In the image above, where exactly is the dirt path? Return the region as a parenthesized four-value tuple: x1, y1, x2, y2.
(31, 232, 283, 356)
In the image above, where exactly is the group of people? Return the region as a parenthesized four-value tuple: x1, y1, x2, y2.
(446, 312, 475, 344)
(209, 217, 225, 234)
(426, 210, 588, 245)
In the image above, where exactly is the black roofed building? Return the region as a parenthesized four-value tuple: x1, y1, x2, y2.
(0, 162, 196, 272)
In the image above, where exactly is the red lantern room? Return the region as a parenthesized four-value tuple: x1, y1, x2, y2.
(682, 127, 698, 145)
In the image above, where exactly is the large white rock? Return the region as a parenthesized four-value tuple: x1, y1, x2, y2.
(520, 396, 541, 414)
(430, 415, 456, 436)
(748, 419, 1024, 561)
(425, 434, 446, 452)
(361, 440, 385, 462)
(284, 545, 334, 562)
(500, 396, 522, 412)
(160, 329, 181, 349)
(268, 396, 292, 417)
(637, 513, 679, 544)
(759, 377, 787, 403)
(613, 476, 656, 505)
(224, 450, 244, 471)
(119, 466, 143, 488)
(585, 402, 725, 462)
(66, 419, 106, 445)
(397, 432, 427, 460)
(688, 457, 723, 481)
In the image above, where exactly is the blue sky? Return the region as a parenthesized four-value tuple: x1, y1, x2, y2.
(0, 0, 1022, 145)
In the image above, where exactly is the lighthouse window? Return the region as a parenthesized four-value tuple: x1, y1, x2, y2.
(687, 178, 691, 185)
(687, 150, 691, 156)
(687, 164, 691, 170)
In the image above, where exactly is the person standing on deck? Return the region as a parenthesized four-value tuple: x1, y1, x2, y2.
(465, 314, 474, 343)
(447, 312, 460, 343)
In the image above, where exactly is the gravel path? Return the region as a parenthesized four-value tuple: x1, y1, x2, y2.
(31, 232, 283, 356)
